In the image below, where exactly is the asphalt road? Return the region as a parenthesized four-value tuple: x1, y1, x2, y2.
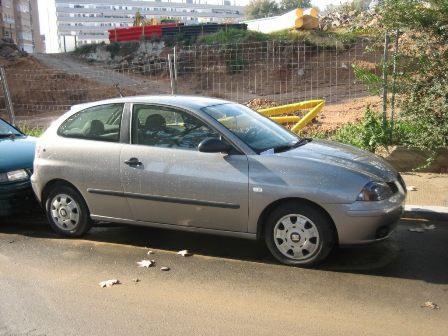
(0, 213, 447, 336)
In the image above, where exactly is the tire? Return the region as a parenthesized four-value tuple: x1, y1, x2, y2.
(264, 202, 335, 267)
(45, 185, 92, 237)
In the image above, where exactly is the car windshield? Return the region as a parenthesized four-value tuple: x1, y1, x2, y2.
(201, 103, 300, 153)
(0, 118, 22, 137)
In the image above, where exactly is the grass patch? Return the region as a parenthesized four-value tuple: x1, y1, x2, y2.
(18, 123, 45, 137)
(198, 28, 270, 45)
(198, 28, 363, 49)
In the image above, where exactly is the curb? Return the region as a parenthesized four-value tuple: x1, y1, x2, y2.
(404, 205, 448, 221)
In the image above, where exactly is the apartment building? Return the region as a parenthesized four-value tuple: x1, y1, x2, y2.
(0, 0, 16, 41)
(55, 0, 245, 51)
(0, 0, 44, 53)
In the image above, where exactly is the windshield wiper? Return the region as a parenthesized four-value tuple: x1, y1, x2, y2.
(273, 138, 312, 153)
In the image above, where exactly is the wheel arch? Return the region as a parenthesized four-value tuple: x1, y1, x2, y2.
(40, 179, 84, 206)
(256, 197, 339, 243)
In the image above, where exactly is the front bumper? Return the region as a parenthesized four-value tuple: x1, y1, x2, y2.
(325, 192, 405, 245)
(0, 180, 37, 217)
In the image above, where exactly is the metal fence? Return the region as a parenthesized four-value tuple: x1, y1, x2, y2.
(0, 40, 381, 126)
(174, 40, 379, 103)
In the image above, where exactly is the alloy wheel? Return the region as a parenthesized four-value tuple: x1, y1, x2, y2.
(273, 214, 320, 260)
(50, 193, 80, 231)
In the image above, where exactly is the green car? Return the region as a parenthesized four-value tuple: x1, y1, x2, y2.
(0, 118, 36, 216)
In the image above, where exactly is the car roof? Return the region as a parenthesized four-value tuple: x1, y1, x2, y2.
(70, 95, 232, 112)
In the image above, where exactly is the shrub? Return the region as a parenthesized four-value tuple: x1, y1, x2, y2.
(73, 43, 100, 55)
(348, 0, 448, 164)
(106, 41, 139, 59)
(332, 107, 389, 152)
(226, 57, 248, 73)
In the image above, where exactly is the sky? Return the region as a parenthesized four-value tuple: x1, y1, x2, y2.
(38, 0, 345, 53)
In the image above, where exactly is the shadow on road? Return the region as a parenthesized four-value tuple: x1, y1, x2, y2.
(2, 212, 447, 284)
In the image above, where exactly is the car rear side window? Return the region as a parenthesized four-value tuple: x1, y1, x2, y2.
(131, 104, 219, 150)
(58, 104, 124, 142)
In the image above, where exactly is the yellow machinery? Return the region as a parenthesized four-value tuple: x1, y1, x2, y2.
(257, 99, 325, 133)
(133, 11, 160, 26)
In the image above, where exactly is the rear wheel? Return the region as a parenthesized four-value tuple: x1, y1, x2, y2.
(264, 202, 335, 266)
(45, 185, 91, 237)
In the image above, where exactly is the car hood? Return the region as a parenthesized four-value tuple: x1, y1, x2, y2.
(0, 135, 36, 173)
(277, 140, 397, 181)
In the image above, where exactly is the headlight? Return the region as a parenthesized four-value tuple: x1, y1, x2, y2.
(6, 169, 29, 182)
(357, 181, 393, 201)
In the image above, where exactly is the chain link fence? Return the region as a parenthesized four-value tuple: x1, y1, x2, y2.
(0, 39, 381, 126)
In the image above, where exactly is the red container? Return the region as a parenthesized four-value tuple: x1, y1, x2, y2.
(108, 23, 182, 42)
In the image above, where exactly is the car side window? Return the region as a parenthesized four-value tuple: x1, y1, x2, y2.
(132, 104, 220, 150)
(58, 104, 124, 142)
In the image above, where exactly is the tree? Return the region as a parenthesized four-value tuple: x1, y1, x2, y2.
(280, 0, 312, 12)
(245, 0, 280, 19)
(349, 0, 373, 12)
(379, 1, 447, 157)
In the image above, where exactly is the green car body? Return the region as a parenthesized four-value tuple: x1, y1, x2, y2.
(0, 118, 36, 216)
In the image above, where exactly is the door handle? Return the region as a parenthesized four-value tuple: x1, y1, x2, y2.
(124, 157, 142, 167)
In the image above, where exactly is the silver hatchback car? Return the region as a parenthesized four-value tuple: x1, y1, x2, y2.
(32, 96, 406, 266)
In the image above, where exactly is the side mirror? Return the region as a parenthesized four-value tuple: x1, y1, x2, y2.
(198, 138, 231, 153)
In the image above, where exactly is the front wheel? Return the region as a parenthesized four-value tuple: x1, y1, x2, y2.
(264, 202, 336, 266)
(45, 185, 92, 237)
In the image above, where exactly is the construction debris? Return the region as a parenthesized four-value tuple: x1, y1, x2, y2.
(137, 259, 155, 268)
(319, 8, 379, 31)
(177, 250, 191, 257)
(421, 301, 440, 310)
(408, 228, 425, 233)
(99, 279, 120, 288)
(0, 38, 27, 60)
(244, 8, 319, 34)
(408, 224, 436, 233)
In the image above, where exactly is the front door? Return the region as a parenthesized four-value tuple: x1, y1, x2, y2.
(120, 104, 249, 232)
